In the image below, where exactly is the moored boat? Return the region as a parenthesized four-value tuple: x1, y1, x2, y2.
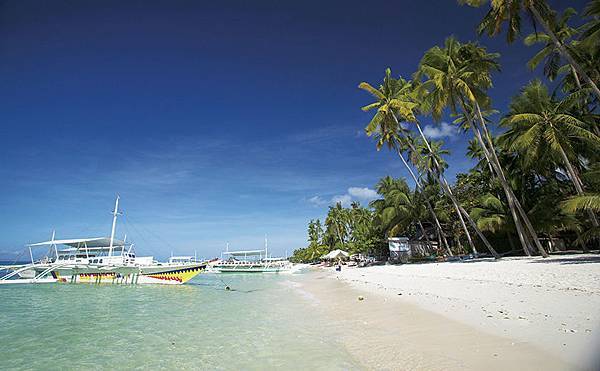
(208, 242, 292, 273)
(0, 197, 205, 285)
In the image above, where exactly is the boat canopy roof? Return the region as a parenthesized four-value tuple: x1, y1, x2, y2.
(223, 250, 264, 256)
(28, 237, 126, 248)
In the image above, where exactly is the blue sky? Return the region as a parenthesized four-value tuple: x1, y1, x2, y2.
(0, 0, 582, 259)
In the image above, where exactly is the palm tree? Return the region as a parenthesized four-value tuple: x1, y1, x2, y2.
(523, 8, 581, 85)
(561, 163, 600, 247)
(561, 194, 600, 245)
(466, 138, 496, 175)
(410, 191, 437, 253)
(361, 69, 502, 256)
(359, 70, 452, 255)
(371, 177, 435, 251)
(501, 80, 600, 231)
(410, 140, 454, 253)
(415, 37, 536, 257)
(580, 0, 600, 49)
(371, 177, 413, 237)
(307, 219, 323, 247)
(471, 193, 509, 233)
(325, 203, 348, 248)
(411, 139, 450, 177)
(470, 193, 524, 252)
(460, 0, 600, 101)
(562, 194, 600, 213)
(410, 137, 502, 256)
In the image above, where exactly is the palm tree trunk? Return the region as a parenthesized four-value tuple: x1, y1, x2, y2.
(400, 130, 478, 255)
(404, 123, 477, 255)
(395, 147, 453, 256)
(567, 65, 600, 137)
(441, 176, 478, 255)
(477, 115, 546, 257)
(471, 101, 548, 257)
(507, 232, 516, 253)
(571, 65, 582, 90)
(418, 220, 434, 254)
(469, 111, 534, 256)
(412, 121, 500, 258)
(455, 195, 500, 258)
(530, 6, 600, 101)
(472, 122, 532, 255)
(336, 222, 345, 247)
(455, 234, 464, 254)
(557, 144, 600, 229)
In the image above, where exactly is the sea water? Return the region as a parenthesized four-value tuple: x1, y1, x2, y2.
(0, 273, 360, 370)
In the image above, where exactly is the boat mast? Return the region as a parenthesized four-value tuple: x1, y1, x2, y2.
(52, 230, 58, 260)
(264, 234, 268, 260)
(109, 195, 120, 257)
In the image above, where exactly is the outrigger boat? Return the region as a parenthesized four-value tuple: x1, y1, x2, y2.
(0, 197, 205, 285)
(208, 239, 292, 273)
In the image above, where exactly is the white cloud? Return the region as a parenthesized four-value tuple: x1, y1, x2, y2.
(308, 186, 379, 208)
(348, 187, 378, 201)
(331, 194, 352, 207)
(308, 196, 327, 206)
(422, 122, 457, 139)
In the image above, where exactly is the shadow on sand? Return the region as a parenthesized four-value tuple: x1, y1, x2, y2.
(528, 255, 600, 265)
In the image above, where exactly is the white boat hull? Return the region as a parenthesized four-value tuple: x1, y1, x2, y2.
(208, 263, 292, 273)
(0, 277, 57, 284)
(3, 263, 206, 285)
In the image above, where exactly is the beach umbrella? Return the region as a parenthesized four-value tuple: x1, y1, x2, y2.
(323, 249, 349, 260)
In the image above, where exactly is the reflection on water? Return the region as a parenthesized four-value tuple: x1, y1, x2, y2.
(0, 273, 360, 370)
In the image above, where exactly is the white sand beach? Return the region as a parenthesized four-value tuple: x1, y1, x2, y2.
(309, 254, 600, 370)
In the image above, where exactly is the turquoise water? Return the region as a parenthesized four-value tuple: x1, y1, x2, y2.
(0, 274, 360, 370)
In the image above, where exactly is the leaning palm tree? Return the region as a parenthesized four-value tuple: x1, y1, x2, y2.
(523, 8, 582, 85)
(501, 80, 600, 231)
(359, 70, 452, 255)
(415, 37, 538, 257)
(580, 0, 600, 49)
(466, 138, 496, 175)
(410, 136, 491, 255)
(411, 139, 450, 178)
(409, 140, 452, 252)
(460, 0, 600, 101)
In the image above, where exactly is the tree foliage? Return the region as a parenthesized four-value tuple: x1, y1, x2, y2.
(291, 0, 600, 262)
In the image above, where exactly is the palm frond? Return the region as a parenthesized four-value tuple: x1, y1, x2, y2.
(358, 82, 385, 100)
(561, 194, 600, 213)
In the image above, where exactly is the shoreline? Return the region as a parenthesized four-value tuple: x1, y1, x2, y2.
(290, 254, 599, 370)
